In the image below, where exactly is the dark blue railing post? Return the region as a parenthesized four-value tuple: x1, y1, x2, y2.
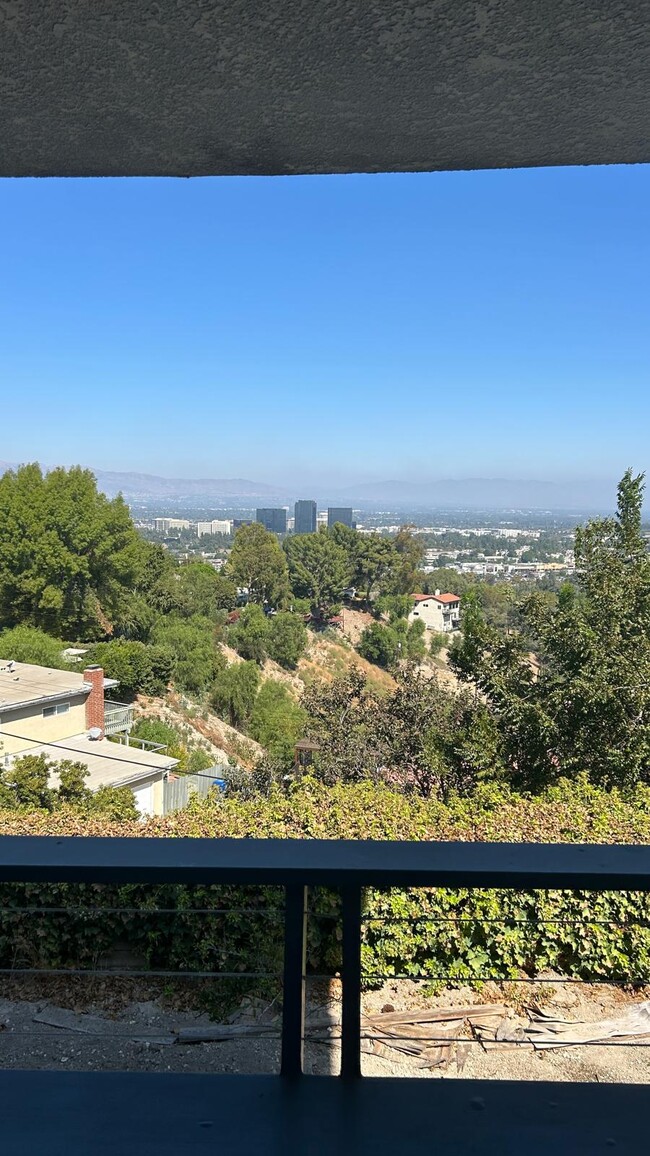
(281, 884, 308, 1077)
(340, 884, 362, 1079)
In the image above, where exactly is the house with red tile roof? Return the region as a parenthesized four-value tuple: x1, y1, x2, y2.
(408, 590, 461, 633)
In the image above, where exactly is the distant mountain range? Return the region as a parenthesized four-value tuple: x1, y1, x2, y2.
(0, 460, 621, 511)
(0, 462, 281, 501)
(93, 471, 281, 501)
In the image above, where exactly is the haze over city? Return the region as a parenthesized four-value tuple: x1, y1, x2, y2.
(1, 164, 648, 506)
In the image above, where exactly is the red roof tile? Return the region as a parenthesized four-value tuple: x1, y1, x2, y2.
(411, 592, 459, 604)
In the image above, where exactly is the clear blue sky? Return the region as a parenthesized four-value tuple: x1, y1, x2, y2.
(1, 166, 648, 490)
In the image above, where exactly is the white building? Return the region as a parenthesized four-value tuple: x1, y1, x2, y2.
(154, 518, 191, 533)
(197, 519, 233, 537)
(408, 591, 461, 633)
(0, 661, 178, 816)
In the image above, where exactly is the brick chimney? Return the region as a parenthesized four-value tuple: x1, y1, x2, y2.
(84, 666, 105, 736)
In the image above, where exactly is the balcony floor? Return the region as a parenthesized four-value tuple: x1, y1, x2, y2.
(1, 1071, 644, 1154)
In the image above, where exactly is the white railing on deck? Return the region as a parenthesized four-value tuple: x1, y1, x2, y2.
(103, 700, 134, 735)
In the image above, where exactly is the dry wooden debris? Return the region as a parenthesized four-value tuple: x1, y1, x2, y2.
(472, 1013, 531, 1052)
(524, 1001, 650, 1050)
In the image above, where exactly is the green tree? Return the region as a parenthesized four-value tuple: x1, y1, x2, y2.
(266, 612, 308, 669)
(303, 667, 493, 796)
(358, 617, 426, 668)
(358, 622, 399, 668)
(0, 754, 54, 810)
(374, 594, 412, 622)
(228, 604, 269, 663)
(402, 616, 427, 661)
(373, 669, 489, 796)
(284, 531, 350, 621)
(85, 640, 174, 699)
(421, 569, 474, 598)
(327, 523, 358, 576)
(177, 562, 237, 617)
(353, 536, 395, 602)
(450, 470, 650, 791)
(211, 662, 260, 728)
(301, 669, 384, 785)
(56, 760, 93, 805)
(0, 464, 144, 638)
(151, 615, 225, 696)
(0, 625, 70, 669)
(112, 593, 158, 642)
(249, 681, 307, 767)
(226, 524, 289, 607)
(380, 527, 425, 595)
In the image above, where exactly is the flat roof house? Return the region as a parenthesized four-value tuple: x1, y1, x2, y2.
(0, 660, 178, 816)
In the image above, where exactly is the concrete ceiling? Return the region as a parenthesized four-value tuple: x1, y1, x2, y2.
(1, 1, 649, 177)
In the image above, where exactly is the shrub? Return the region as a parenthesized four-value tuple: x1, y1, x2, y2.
(151, 614, 225, 696)
(186, 748, 215, 773)
(249, 681, 307, 767)
(228, 604, 269, 663)
(2, 777, 650, 987)
(266, 612, 308, 669)
(358, 622, 398, 668)
(211, 661, 260, 727)
(0, 754, 137, 819)
(84, 639, 173, 698)
(0, 625, 70, 669)
(130, 718, 181, 749)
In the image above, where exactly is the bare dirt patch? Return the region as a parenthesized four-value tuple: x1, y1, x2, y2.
(340, 606, 374, 647)
(3, 977, 649, 1082)
(299, 634, 396, 696)
(135, 693, 262, 769)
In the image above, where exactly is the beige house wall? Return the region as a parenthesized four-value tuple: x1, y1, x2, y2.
(409, 600, 445, 632)
(0, 696, 87, 757)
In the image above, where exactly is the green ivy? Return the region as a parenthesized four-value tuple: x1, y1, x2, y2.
(2, 775, 650, 987)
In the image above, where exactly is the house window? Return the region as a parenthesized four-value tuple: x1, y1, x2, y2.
(43, 703, 70, 718)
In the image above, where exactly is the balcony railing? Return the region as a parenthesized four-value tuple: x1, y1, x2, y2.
(103, 700, 134, 736)
(0, 837, 649, 1154)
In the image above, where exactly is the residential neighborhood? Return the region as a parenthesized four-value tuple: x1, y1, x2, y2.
(0, 660, 178, 815)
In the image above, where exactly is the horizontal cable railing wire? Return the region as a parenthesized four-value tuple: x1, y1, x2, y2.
(2, 836, 650, 1078)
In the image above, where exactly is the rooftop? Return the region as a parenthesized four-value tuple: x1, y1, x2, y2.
(0, 661, 118, 711)
(411, 593, 459, 604)
(0, 661, 79, 711)
(20, 733, 178, 790)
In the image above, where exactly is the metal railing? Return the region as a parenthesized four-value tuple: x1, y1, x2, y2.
(1, 837, 650, 1079)
(110, 734, 166, 752)
(103, 700, 134, 736)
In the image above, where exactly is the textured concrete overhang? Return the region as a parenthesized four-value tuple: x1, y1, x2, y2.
(2, 1, 650, 177)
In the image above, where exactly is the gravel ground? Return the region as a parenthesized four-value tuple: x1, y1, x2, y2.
(2, 979, 650, 1082)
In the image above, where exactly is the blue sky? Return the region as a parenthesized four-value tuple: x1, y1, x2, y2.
(1, 166, 648, 491)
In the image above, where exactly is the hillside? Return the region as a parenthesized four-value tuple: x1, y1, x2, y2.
(132, 618, 398, 767)
(298, 631, 396, 696)
(135, 692, 264, 769)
